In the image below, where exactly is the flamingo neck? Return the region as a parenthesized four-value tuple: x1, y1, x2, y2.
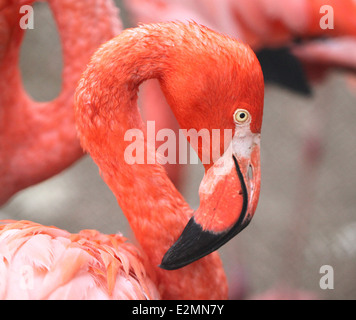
(75, 24, 228, 299)
(0, 0, 120, 204)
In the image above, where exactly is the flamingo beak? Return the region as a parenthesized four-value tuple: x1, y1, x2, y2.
(160, 131, 261, 270)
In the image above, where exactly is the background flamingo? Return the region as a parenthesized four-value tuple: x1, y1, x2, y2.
(1, 21, 264, 299)
(0, 0, 121, 205)
(124, 0, 356, 94)
(2, 0, 356, 299)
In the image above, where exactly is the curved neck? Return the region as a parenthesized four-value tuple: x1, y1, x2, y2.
(75, 24, 228, 299)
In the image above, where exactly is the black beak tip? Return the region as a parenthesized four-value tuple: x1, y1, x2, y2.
(158, 218, 207, 270)
(158, 250, 180, 270)
(158, 262, 178, 271)
(158, 217, 232, 271)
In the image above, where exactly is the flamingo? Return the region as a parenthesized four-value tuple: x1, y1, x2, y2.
(124, 0, 356, 48)
(0, 21, 264, 299)
(0, 0, 121, 205)
(123, 0, 356, 84)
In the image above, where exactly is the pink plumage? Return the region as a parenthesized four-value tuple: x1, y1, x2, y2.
(0, 220, 160, 299)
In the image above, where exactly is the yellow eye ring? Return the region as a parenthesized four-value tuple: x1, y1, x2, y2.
(234, 109, 250, 124)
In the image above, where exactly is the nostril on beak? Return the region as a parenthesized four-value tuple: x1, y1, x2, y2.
(247, 163, 253, 181)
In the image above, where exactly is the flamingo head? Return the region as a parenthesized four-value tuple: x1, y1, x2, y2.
(159, 24, 264, 270)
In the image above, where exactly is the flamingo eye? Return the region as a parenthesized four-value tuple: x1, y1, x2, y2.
(233, 109, 250, 124)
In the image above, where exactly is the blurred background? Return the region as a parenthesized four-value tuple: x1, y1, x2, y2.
(1, 0, 356, 299)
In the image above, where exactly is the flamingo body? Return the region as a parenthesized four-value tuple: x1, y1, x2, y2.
(0, 220, 159, 299)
